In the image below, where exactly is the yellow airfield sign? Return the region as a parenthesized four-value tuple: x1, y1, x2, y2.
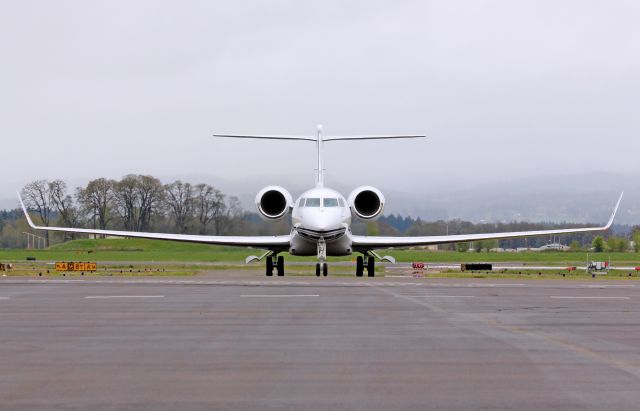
(55, 262, 97, 272)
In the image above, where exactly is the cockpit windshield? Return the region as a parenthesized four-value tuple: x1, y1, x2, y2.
(323, 198, 339, 207)
(305, 198, 321, 207)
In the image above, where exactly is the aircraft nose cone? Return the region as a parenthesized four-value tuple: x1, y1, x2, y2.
(314, 221, 329, 231)
(306, 214, 338, 232)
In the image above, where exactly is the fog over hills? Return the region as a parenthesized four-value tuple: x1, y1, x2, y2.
(2, 172, 637, 225)
(383, 173, 638, 225)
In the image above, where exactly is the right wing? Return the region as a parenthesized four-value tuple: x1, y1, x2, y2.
(18, 194, 290, 250)
(323, 135, 426, 141)
(352, 193, 623, 250)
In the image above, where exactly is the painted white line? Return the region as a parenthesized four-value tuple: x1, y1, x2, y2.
(0, 296, 9, 300)
(240, 294, 319, 298)
(399, 295, 476, 298)
(550, 296, 629, 300)
(85, 295, 165, 299)
(475, 283, 528, 287)
(584, 285, 636, 288)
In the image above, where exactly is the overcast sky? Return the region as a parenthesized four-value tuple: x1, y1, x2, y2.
(1, 0, 639, 208)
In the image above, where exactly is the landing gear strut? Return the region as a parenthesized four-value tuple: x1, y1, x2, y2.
(315, 237, 328, 277)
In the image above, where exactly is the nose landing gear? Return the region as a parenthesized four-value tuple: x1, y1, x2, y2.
(315, 262, 328, 277)
(315, 237, 328, 277)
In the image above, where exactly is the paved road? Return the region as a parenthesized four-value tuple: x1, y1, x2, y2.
(1, 273, 640, 410)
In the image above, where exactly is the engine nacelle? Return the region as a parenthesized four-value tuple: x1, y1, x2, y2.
(255, 186, 293, 221)
(348, 186, 385, 221)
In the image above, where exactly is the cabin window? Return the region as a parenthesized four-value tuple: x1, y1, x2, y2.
(298, 198, 305, 207)
(305, 198, 321, 207)
(338, 198, 345, 207)
(323, 198, 339, 207)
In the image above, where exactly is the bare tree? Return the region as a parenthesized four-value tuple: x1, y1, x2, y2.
(113, 175, 140, 231)
(76, 178, 115, 231)
(21, 180, 54, 244)
(164, 181, 193, 233)
(193, 183, 225, 235)
(137, 175, 164, 231)
(49, 180, 80, 240)
(216, 195, 244, 235)
(112, 175, 165, 232)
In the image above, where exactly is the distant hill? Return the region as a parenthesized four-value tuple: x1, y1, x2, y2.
(381, 173, 639, 225)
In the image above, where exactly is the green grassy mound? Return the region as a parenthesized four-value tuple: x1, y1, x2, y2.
(1, 238, 250, 262)
(49, 238, 236, 253)
(0, 238, 638, 265)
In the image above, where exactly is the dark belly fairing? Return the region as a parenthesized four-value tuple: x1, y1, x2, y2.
(289, 232, 352, 256)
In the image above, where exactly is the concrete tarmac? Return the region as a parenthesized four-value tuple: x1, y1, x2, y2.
(1, 272, 640, 410)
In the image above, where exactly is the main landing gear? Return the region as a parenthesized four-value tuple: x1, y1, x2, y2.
(356, 255, 375, 277)
(265, 255, 285, 277)
(264, 253, 374, 278)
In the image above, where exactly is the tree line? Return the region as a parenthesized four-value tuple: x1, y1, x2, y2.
(0, 176, 637, 252)
(16, 176, 246, 246)
(361, 217, 640, 253)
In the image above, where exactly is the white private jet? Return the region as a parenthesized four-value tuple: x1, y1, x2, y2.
(19, 125, 623, 277)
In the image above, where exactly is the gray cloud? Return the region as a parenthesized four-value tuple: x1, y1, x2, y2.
(1, 1, 638, 217)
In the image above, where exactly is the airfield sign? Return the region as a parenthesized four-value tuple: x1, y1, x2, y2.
(55, 262, 97, 272)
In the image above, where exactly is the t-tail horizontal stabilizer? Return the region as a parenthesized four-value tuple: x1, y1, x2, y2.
(214, 125, 427, 188)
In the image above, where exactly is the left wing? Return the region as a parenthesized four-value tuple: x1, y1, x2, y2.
(352, 193, 623, 250)
(18, 194, 290, 251)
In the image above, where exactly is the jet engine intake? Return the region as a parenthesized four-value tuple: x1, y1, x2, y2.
(255, 186, 293, 221)
(348, 186, 385, 220)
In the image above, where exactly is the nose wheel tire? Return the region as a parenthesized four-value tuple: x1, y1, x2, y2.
(277, 256, 285, 276)
(356, 256, 364, 277)
(316, 263, 328, 277)
(367, 256, 375, 277)
(266, 257, 273, 277)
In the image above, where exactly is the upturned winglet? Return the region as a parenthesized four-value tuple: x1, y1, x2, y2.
(604, 192, 624, 230)
(17, 191, 38, 229)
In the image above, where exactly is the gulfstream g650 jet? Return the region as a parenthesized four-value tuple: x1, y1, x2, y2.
(19, 125, 622, 277)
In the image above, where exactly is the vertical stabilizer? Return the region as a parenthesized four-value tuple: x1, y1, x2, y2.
(316, 124, 324, 188)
